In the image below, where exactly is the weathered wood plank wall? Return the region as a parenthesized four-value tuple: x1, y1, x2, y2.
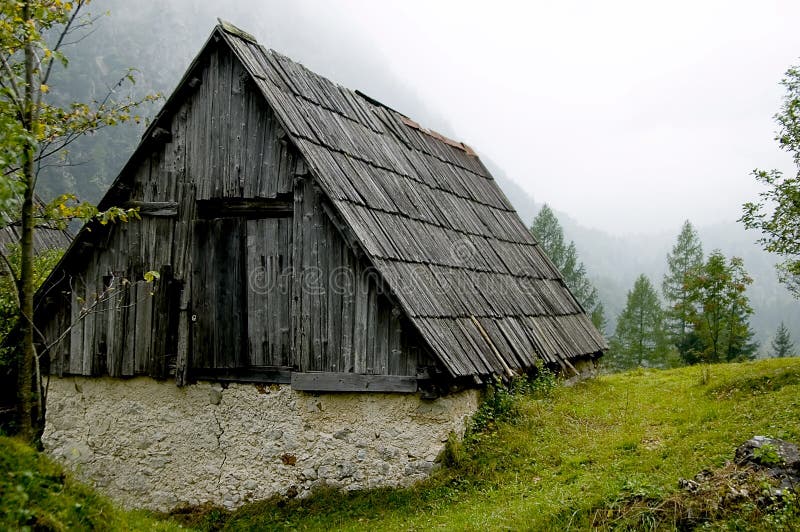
(36, 40, 440, 383)
(291, 179, 435, 375)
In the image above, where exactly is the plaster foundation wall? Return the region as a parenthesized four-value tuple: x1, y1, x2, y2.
(42, 377, 480, 511)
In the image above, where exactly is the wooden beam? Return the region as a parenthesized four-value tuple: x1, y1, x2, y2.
(320, 200, 363, 259)
(196, 198, 293, 219)
(124, 201, 178, 217)
(291, 372, 418, 393)
(189, 366, 293, 384)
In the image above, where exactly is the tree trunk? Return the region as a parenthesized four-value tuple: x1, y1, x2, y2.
(17, 0, 37, 442)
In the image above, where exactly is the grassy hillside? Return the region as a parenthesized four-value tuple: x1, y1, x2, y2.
(0, 437, 180, 531)
(4, 359, 800, 530)
(176, 358, 800, 531)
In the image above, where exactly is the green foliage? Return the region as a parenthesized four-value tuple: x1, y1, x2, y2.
(741, 65, 800, 298)
(0, 435, 179, 531)
(0, 245, 62, 340)
(771, 322, 795, 358)
(1, 0, 157, 441)
(165, 358, 800, 531)
(662, 220, 704, 358)
(606, 274, 671, 371)
(469, 362, 557, 434)
(37, 193, 140, 230)
(752, 443, 783, 467)
(681, 251, 758, 364)
(0, 1, 155, 194)
(530, 204, 605, 331)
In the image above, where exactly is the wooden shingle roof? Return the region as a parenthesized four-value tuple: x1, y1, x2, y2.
(215, 23, 606, 379)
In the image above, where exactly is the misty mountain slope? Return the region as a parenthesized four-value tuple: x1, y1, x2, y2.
(42, 0, 456, 203)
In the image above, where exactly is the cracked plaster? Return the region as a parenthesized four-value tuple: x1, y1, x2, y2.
(42, 376, 479, 511)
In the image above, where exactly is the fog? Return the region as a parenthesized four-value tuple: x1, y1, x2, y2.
(97, 0, 800, 236)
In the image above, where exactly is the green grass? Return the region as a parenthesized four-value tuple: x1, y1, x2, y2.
(0, 436, 181, 531)
(174, 358, 800, 531)
(4, 358, 800, 530)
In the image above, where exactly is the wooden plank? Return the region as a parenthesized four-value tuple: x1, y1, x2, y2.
(245, 217, 292, 367)
(290, 372, 418, 393)
(309, 188, 323, 371)
(325, 220, 343, 372)
(174, 263, 191, 386)
(230, 56, 247, 196)
(339, 243, 355, 373)
(121, 278, 137, 376)
(290, 180, 304, 370)
(133, 280, 154, 374)
(149, 266, 179, 379)
(246, 218, 266, 365)
(124, 201, 178, 217)
(191, 220, 212, 369)
(68, 278, 84, 375)
(105, 277, 121, 377)
(375, 299, 390, 375)
(80, 276, 95, 376)
(196, 198, 292, 218)
(207, 218, 245, 368)
(190, 366, 293, 384)
(387, 307, 403, 375)
(352, 262, 368, 373)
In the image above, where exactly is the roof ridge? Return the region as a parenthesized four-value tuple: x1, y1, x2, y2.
(216, 18, 258, 44)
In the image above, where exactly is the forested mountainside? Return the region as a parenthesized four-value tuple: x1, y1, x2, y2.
(41, 0, 798, 355)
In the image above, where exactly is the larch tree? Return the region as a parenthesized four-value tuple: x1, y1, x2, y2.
(662, 220, 703, 361)
(771, 322, 795, 358)
(0, 0, 152, 441)
(529, 204, 605, 331)
(741, 65, 800, 298)
(607, 274, 669, 371)
(682, 251, 757, 364)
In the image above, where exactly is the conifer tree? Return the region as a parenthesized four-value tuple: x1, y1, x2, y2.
(662, 220, 703, 361)
(530, 204, 605, 331)
(771, 322, 795, 358)
(682, 252, 757, 363)
(607, 274, 669, 370)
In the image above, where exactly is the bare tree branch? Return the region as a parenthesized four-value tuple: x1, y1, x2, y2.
(39, 0, 87, 88)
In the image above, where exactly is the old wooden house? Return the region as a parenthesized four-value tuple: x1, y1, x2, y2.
(36, 22, 604, 390)
(38, 22, 606, 510)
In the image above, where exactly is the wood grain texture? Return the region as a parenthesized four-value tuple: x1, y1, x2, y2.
(290, 372, 418, 393)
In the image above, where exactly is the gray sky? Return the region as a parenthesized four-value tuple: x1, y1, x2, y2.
(210, 0, 800, 235)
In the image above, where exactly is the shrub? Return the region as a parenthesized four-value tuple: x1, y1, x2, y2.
(468, 361, 557, 434)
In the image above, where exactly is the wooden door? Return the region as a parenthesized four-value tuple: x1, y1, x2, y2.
(191, 218, 246, 368)
(246, 217, 293, 366)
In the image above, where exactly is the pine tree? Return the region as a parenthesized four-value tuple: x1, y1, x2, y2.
(771, 322, 795, 358)
(662, 220, 703, 362)
(606, 274, 669, 371)
(682, 251, 757, 363)
(530, 204, 605, 331)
